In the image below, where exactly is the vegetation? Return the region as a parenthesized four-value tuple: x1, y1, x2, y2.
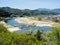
(0, 17, 6, 21)
(0, 9, 11, 17)
(52, 27, 60, 45)
(53, 19, 60, 22)
(0, 7, 59, 17)
(36, 16, 42, 21)
(0, 24, 60, 45)
(0, 7, 60, 45)
(32, 23, 36, 26)
(36, 30, 42, 41)
(53, 18, 60, 22)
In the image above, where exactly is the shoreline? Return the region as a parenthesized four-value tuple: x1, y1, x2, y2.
(0, 21, 20, 32)
(0, 17, 54, 32)
(15, 17, 53, 27)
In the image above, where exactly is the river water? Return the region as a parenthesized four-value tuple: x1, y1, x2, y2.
(6, 18, 52, 32)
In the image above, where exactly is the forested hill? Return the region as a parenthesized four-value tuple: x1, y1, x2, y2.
(0, 7, 60, 17)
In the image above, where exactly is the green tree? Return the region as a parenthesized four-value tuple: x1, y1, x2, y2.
(36, 30, 42, 41)
(52, 27, 60, 45)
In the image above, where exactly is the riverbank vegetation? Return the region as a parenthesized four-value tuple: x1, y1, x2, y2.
(0, 24, 60, 45)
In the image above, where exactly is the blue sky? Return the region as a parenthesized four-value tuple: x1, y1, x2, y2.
(0, 0, 60, 9)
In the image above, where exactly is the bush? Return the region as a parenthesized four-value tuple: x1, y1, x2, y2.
(36, 30, 42, 41)
(0, 24, 9, 33)
(0, 24, 60, 45)
(36, 16, 42, 21)
(52, 27, 60, 45)
(53, 18, 60, 22)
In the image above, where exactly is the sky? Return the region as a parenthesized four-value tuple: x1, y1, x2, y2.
(0, 0, 60, 9)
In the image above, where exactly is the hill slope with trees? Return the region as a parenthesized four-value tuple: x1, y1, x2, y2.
(0, 7, 60, 17)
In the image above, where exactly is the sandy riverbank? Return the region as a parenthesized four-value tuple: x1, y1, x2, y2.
(0, 21, 20, 32)
(0, 17, 57, 32)
(15, 17, 54, 27)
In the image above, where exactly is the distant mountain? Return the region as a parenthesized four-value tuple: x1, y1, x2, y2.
(36, 8, 60, 13)
(0, 7, 60, 17)
(52, 9, 60, 13)
(36, 8, 50, 11)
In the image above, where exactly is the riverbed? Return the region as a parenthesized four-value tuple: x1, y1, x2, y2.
(6, 17, 52, 32)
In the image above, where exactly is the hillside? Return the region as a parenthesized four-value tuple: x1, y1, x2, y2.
(0, 7, 60, 17)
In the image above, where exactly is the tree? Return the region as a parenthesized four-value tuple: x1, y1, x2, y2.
(0, 9, 11, 17)
(36, 30, 42, 41)
(52, 27, 60, 45)
(36, 16, 42, 21)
